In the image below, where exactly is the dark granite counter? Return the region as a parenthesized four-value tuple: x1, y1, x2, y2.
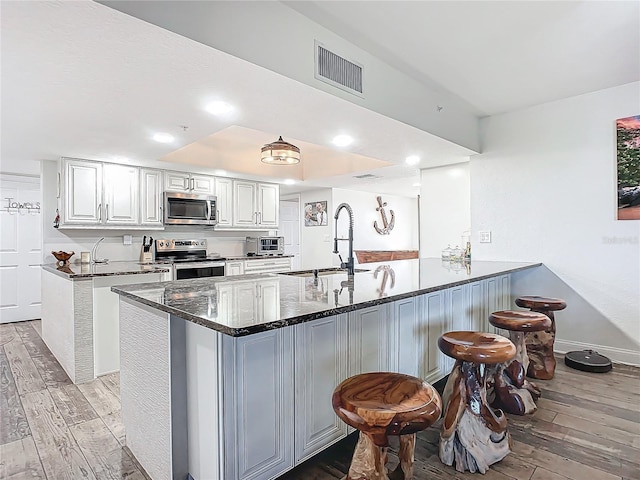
(111, 259, 540, 337)
(42, 261, 171, 280)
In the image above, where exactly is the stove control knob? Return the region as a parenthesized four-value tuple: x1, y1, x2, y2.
(159, 241, 164, 247)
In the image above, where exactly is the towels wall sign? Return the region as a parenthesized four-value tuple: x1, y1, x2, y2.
(374, 196, 395, 235)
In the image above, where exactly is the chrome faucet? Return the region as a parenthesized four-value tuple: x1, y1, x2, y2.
(91, 237, 109, 263)
(333, 203, 355, 276)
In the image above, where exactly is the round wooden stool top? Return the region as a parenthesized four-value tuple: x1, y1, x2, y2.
(489, 310, 551, 332)
(438, 331, 516, 364)
(332, 372, 441, 446)
(515, 296, 566, 311)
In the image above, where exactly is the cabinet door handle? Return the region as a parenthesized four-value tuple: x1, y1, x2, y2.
(183, 178, 188, 190)
(159, 205, 163, 222)
(56, 172, 61, 199)
(190, 178, 195, 191)
(217, 209, 220, 222)
(106, 204, 109, 221)
(258, 212, 262, 224)
(98, 203, 102, 221)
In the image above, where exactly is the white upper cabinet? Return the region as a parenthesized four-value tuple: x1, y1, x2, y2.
(257, 183, 279, 228)
(103, 164, 139, 225)
(140, 168, 163, 226)
(63, 159, 102, 225)
(164, 171, 215, 194)
(232, 180, 280, 229)
(58, 159, 278, 230)
(233, 180, 258, 227)
(214, 177, 233, 227)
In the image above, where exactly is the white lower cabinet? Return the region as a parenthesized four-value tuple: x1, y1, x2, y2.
(420, 291, 449, 383)
(243, 257, 291, 274)
(348, 304, 394, 376)
(294, 315, 348, 463)
(225, 260, 245, 276)
(394, 296, 424, 377)
(221, 328, 294, 480)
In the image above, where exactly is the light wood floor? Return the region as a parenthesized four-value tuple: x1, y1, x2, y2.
(1, 319, 639, 480)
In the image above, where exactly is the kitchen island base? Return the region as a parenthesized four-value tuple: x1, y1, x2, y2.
(117, 267, 525, 480)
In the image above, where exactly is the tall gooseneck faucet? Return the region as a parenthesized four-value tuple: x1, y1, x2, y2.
(333, 203, 355, 276)
(91, 237, 108, 264)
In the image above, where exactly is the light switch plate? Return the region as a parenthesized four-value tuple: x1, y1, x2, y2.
(123, 234, 133, 245)
(479, 231, 492, 243)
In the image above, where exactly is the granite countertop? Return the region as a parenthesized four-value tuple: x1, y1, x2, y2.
(111, 258, 541, 336)
(42, 261, 171, 279)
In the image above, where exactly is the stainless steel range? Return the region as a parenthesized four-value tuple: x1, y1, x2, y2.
(154, 238, 225, 280)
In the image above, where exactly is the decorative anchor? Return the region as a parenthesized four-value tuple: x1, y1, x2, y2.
(373, 196, 395, 235)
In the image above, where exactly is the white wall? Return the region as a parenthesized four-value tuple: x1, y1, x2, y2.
(472, 82, 640, 363)
(40, 161, 265, 264)
(332, 188, 419, 266)
(419, 163, 471, 258)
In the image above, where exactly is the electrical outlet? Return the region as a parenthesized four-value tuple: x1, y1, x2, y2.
(479, 231, 492, 243)
(123, 234, 133, 245)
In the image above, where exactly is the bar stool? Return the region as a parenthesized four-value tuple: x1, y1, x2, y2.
(332, 372, 442, 480)
(489, 310, 552, 415)
(515, 296, 567, 380)
(438, 331, 516, 474)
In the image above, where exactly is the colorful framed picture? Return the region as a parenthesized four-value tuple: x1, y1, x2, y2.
(304, 200, 328, 226)
(617, 115, 640, 220)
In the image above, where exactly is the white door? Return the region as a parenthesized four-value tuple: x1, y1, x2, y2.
(279, 199, 300, 270)
(0, 175, 42, 323)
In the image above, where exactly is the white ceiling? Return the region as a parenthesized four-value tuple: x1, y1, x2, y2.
(2, 1, 638, 197)
(286, 0, 640, 116)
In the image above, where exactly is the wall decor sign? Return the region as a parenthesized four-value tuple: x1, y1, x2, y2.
(304, 200, 328, 226)
(373, 196, 395, 234)
(617, 115, 640, 220)
(5, 197, 41, 214)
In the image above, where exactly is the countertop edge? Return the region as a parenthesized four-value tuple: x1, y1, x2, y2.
(111, 262, 542, 337)
(42, 263, 171, 279)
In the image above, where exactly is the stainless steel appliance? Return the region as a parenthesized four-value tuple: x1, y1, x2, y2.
(154, 238, 225, 280)
(245, 236, 284, 256)
(164, 192, 217, 226)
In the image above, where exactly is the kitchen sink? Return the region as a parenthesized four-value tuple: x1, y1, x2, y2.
(279, 267, 369, 277)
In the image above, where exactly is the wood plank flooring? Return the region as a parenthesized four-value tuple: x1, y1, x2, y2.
(0, 320, 148, 480)
(0, 319, 638, 480)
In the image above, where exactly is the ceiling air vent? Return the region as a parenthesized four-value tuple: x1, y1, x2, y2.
(353, 174, 380, 179)
(315, 41, 364, 97)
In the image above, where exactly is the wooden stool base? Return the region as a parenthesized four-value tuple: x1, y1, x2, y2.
(524, 311, 556, 380)
(491, 331, 541, 415)
(440, 361, 511, 474)
(346, 432, 416, 480)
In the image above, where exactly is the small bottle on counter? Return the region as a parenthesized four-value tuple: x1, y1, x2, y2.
(441, 245, 452, 262)
(464, 242, 471, 262)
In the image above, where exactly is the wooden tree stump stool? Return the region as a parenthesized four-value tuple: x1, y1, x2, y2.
(515, 296, 567, 380)
(489, 311, 552, 415)
(438, 331, 516, 474)
(332, 372, 442, 480)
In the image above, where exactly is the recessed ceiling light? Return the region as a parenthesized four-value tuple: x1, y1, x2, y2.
(405, 155, 420, 165)
(206, 101, 234, 116)
(283, 179, 296, 185)
(214, 169, 227, 176)
(412, 182, 421, 188)
(153, 132, 174, 143)
(332, 134, 353, 147)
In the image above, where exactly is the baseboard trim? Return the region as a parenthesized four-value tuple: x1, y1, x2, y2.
(555, 339, 640, 366)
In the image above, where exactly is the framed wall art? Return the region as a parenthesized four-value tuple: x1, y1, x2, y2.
(617, 115, 640, 220)
(304, 200, 328, 226)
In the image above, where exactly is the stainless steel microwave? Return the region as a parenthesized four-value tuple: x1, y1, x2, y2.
(245, 236, 285, 256)
(164, 192, 217, 226)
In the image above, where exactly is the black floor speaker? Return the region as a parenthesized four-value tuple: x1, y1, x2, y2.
(564, 350, 612, 373)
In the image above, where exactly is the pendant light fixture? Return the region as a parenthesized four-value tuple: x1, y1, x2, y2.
(260, 136, 300, 165)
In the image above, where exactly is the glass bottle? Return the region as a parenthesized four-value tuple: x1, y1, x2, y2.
(451, 245, 462, 262)
(441, 244, 452, 261)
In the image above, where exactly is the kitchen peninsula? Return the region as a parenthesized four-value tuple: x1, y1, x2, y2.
(41, 262, 171, 384)
(111, 259, 540, 480)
